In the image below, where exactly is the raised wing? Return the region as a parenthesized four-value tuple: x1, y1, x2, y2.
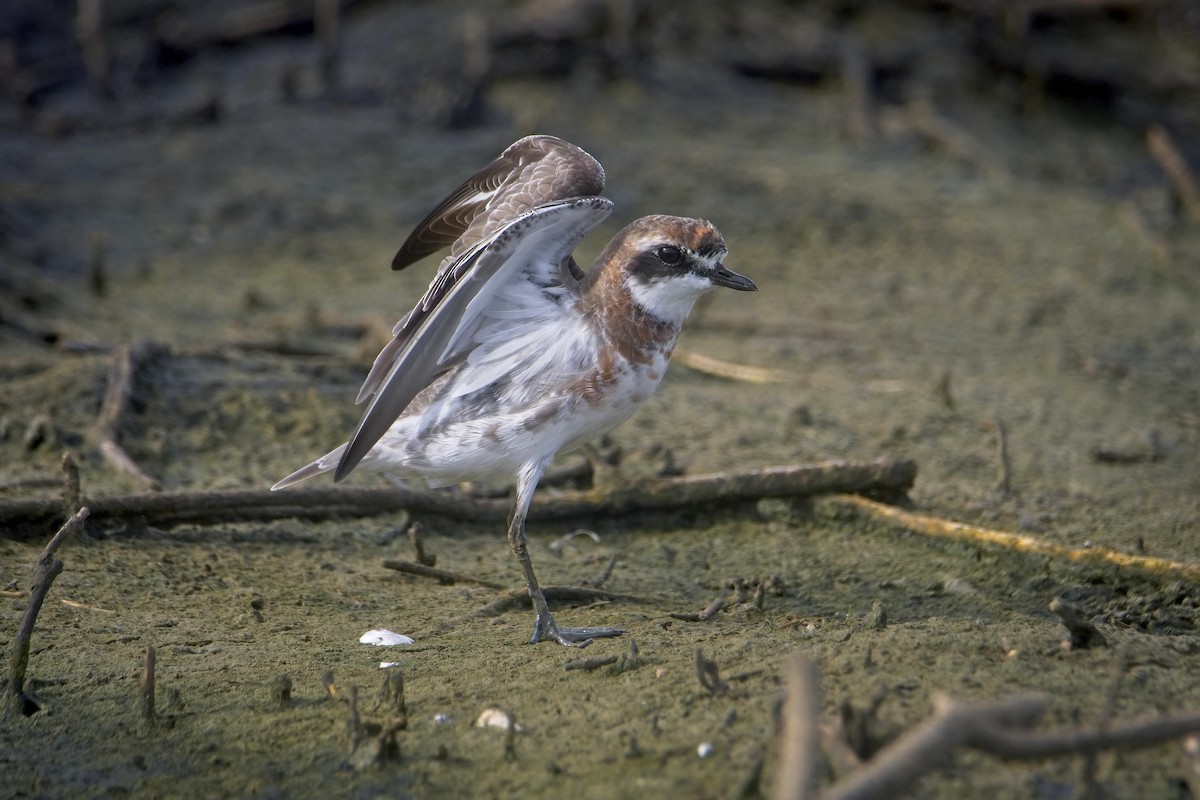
(390, 135, 606, 271)
(335, 196, 614, 481)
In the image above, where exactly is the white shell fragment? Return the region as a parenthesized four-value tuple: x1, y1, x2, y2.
(697, 742, 715, 758)
(433, 713, 453, 725)
(359, 629, 415, 646)
(475, 707, 522, 731)
(379, 662, 401, 669)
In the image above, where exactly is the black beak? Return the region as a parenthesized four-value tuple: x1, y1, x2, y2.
(708, 264, 758, 292)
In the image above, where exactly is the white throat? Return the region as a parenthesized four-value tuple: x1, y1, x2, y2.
(624, 272, 713, 326)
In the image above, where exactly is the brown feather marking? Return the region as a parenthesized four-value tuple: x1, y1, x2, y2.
(392, 135, 605, 271)
(572, 344, 619, 405)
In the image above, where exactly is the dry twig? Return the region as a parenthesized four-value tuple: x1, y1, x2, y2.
(1147, 124, 1200, 223)
(669, 594, 725, 622)
(673, 348, 791, 383)
(821, 693, 1048, 800)
(5, 507, 90, 716)
(90, 342, 160, 489)
(695, 648, 729, 696)
(1049, 597, 1107, 649)
(380, 559, 505, 590)
(61, 452, 81, 523)
(564, 654, 619, 672)
(819, 717, 865, 781)
(775, 654, 822, 800)
(140, 646, 156, 726)
(992, 417, 1011, 497)
(0, 459, 917, 540)
(799, 672, 1200, 800)
(828, 494, 1200, 582)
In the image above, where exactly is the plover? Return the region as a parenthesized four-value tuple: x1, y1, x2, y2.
(273, 135, 757, 646)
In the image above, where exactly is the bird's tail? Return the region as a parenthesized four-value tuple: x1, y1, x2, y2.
(271, 443, 348, 490)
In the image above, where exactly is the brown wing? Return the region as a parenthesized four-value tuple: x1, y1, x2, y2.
(390, 134, 606, 271)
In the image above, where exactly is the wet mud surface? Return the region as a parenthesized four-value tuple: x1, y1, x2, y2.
(2, 2, 1200, 797)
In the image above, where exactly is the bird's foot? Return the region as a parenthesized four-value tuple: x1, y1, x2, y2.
(529, 611, 624, 648)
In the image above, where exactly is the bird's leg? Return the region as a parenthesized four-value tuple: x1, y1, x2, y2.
(508, 462, 624, 647)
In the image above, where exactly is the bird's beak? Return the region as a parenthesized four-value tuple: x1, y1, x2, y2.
(707, 263, 758, 292)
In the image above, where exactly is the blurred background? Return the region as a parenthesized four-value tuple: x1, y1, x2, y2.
(2, 0, 1197, 306)
(2, 4, 1200, 798)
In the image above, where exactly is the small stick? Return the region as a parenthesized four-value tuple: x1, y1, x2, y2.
(1147, 125, 1200, 223)
(819, 717, 865, 780)
(673, 348, 790, 384)
(934, 369, 956, 413)
(60, 598, 113, 613)
(822, 692, 1200, 800)
(5, 507, 90, 715)
(1080, 642, 1130, 794)
(408, 520, 435, 567)
(377, 669, 406, 717)
(86, 232, 108, 297)
(670, 594, 725, 622)
(695, 648, 728, 696)
(90, 343, 160, 489)
(271, 674, 293, 708)
(700, 594, 725, 620)
(380, 559, 505, 589)
(503, 710, 517, 761)
(564, 655, 619, 672)
(611, 638, 642, 674)
(140, 646, 156, 725)
(61, 452, 81, 524)
(822, 693, 1048, 800)
(959, 706, 1200, 759)
(774, 654, 821, 800)
(0, 459, 918, 537)
(993, 417, 1011, 498)
(732, 747, 767, 799)
(22, 415, 53, 451)
(828, 494, 1200, 582)
(346, 685, 362, 751)
(585, 553, 618, 588)
(1049, 597, 1107, 649)
(1183, 734, 1200, 800)
(376, 713, 407, 761)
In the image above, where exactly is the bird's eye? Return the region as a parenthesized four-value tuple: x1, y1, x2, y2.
(656, 245, 683, 266)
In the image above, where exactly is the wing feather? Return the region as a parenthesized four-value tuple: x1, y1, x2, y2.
(390, 135, 606, 271)
(334, 196, 614, 481)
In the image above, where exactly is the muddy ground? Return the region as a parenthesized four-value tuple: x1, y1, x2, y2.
(2, 1, 1200, 798)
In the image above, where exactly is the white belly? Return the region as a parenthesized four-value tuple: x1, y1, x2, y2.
(370, 353, 670, 487)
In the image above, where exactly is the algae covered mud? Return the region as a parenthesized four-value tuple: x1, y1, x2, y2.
(2, 1, 1200, 797)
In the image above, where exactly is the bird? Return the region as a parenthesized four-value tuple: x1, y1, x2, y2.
(272, 135, 757, 647)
